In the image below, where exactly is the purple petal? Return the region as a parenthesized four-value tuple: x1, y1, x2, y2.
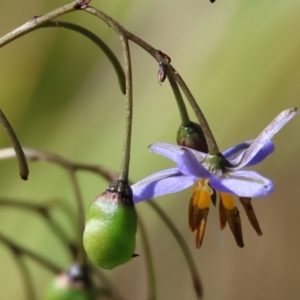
(245, 141, 274, 166)
(223, 141, 251, 162)
(131, 167, 197, 203)
(149, 143, 212, 178)
(235, 108, 298, 168)
(224, 140, 275, 168)
(210, 170, 274, 197)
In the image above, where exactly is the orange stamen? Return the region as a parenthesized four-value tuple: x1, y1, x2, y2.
(220, 192, 235, 210)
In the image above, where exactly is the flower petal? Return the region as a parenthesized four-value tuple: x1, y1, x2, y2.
(224, 140, 275, 168)
(245, 141, 274, 167)
(131, 168, 197, 203)
(234, 108, 297, 168)
(149, 142, 212, 178)
(210, 170, 274, 197)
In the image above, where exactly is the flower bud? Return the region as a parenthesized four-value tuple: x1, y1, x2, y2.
(177, 122, 208, 153)
(157, 62, 167, 85)
(44, 264, 96, 300)
(83, 181, 137, 270)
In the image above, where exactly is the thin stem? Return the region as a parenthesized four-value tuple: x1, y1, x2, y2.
(0, 110, 29, 180)
(0, 147, 119, 182)
(146, 201, 203, 299)
(83, 6, 169, 62)
(138, 215, 157, 300)
(0, 232, 62, 273)
(0, 2, 219, 153)
(68, 172, 86, 264)
(12, 252, 36, 300)
(168, 66, 219, 154)
(91, 265, 126, 300)
(0, 146, 201, 296)
(118, 36, 133, 182)
(0, 199, 76, 257)
(0, 2, 79, 48)
(82, 6, 219, 154)
(0, 149, 86, 263)
(36, 21, 126, 94)
(166, 71, 191, 127)
(45, 214, 77, 259)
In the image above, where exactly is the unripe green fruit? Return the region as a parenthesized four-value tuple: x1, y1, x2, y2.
(177, 122, 208, 153)
(44, 265, 96, 300)
(83, 189, 137, 270)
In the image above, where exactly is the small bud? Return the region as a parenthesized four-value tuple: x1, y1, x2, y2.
(44, 264, 96, 300)
(83, 181, 137, 270)
(177, 122, 208, 153)
(157, 62, 167, 85)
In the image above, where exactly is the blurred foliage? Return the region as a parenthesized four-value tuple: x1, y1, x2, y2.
(0, 0, 299, 299)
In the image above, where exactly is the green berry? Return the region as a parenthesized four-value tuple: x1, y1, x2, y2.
(44, 265, 96, 300)
(83, 182, 137, 270)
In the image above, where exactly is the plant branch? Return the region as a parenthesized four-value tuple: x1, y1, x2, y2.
(12, 252, 36, 300)
(138, 215, 157, 300)
(0, 232, 62, 274)
(147, 200, 203, 299)
(83, 5, 219, 154)
(36, 21, 126, 94)
(166, 70, 191, 127)
(0, 110, 29, 180)
(0, 199, 76, 258)
(68, 172, 86, 264)
(168, 67, 219, 154)
(0, 2, 219, 153)
(0, 2, 80, 48)
(118, 36, 133, 182)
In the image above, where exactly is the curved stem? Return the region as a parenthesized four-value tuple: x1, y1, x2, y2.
(68, 172, 86, 265)
(168, 66, 219, 154)
(138, 215, 157, 300)
(146, 201, 203, 299)
(36, 21, 126, 94)
(166, 71, 191, 127)
(0, 2, 79, 48)
(0, 199, 76, 258)
(0, 147, 118, 182)
(0, 149, 86, 263)
(82, 6, 219, 154)
(0, 146, 202, 296)
(0, 2, 219, 153)
(118, 36, 133, 182)
(0, 232, 62, 273)
(12, 252, 36, 300)
(91, 264, 126, 300)
(0, 110, 29, 180)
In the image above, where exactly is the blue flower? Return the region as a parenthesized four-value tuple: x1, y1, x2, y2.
(131, 108, 297, 247)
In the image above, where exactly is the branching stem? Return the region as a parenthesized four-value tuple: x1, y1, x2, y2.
(0, 232, 62, 273)
(0, 2, 219, 154)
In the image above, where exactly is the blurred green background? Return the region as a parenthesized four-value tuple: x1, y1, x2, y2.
(0, 0, 299, 299)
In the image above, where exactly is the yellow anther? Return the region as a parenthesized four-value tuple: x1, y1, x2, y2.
(220, 192, 235, 210)
(192, 179, 212, 209)
(192, 179, 204, 194)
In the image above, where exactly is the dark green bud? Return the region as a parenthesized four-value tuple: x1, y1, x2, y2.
(44, 264, 96, 300)
(83, 181, 138, 270)
(177, 122, 208, 153)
